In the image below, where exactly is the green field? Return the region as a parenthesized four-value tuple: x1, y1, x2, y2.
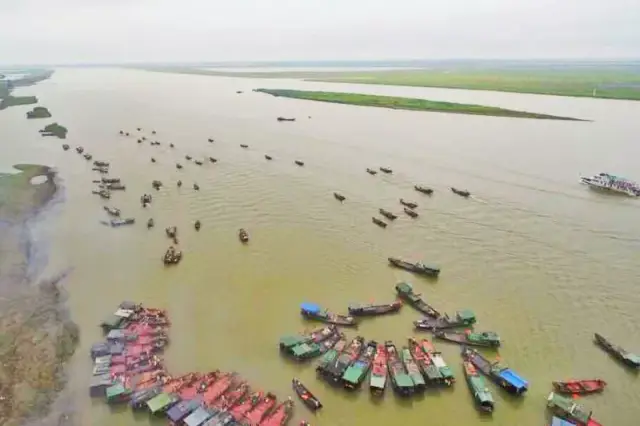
(254, 88, 584, 120)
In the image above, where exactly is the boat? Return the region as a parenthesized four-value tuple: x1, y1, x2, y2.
(348, 301, 402, 316)
(594, 333, 640, 368)
(166, 398, 205, 424)
(379, 167, 393, 174)
(300, 303, 358, 327)
(129, 386, 163, 409)
(451, 187, 471, 197)
(209, 382, 249, 410)
(259, 397, 293, 426)
(105, 382, 132, 404)
(320, 336, 365, 382)
(201, 373, 236, 406)
(333, 192, 346, 202)
(102, 177, 121, 184)
(163, 246, 182, 265)
(287, 341, 322, 361)
(342, 340, 377, 389)
(108, 218, 135, 227)
(195, 160, 203, 166)
(243, 392, 277, 425)
(552, 379, 607, 395)
(279, 334, 311, 352)
(76, 146, 84, 153)
(277, 117, 296, 122)
(292, 378, 322, 411)
(369, 343, 388, 396)
(185, 155, 192, 160)
(265, 155, 272, 160)
(414, 185, 434, 195)
(463, 361, 494, 413)
(315, 337, 348, 375)
(308, 325, 338, 343)
(209, 157, 218, 163)
(208, 138, 214, 143)
(461, 346, 527, 394)
(399, 199, 417, 209)
(419, 339, 455, 385)
(147, 218, 154, 229)
(385, 341, 414, 396)
(239, 228, 249, 243)
(103, 206, 121, 217)
(176, 163, 183, 169)
(318, 332, 345, 354)
(166, 226, 177, 238)
(193, 183, 200, 190)
(551, 417, 579, 426)
(92, 190, 111, 199)
(389, 258, 440, 278)
(395, 282, 441, 318)
(366, 168, 377, 175)
(401, 346, 426, 391)
(146, 392, 180, 415)
(404, 207, 419, 218)
(580, 172, 640, 197)
(294, 160, 304, 166)
(152, 180, 163, 190)
(62, 144, 70, 150)
(436, 330, 501, 348)
(195, 220, 201, 231)
(372, 217, 387, 228)
(106, 183, 126, 191)
(378, 209, 397, 220)
(240, 144, 248, 148)
(183, 407, 215, 426)
(407, 337, 442, 385)
(546, 392, 603, 426)
(414, 310, 477, 331)
(230, 391, 264, 421)
(93, 161, 109, 167)
(93, 167, 109, 173)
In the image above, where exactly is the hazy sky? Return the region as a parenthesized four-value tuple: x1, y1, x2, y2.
(2, 0, 639, 64)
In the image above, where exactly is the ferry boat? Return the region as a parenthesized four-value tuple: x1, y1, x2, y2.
(580, 173, 640, 197)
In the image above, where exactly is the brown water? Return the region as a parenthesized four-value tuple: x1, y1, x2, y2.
(1, 68, 639, 426)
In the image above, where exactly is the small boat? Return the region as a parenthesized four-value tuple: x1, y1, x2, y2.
(389, 257, 440, 277)
(552, 379, 607, 395)
(369, 343, 388, 395)
(103, 177, 121, 184)
(277, 117, 296, 122)
(125, 132, 130, 136)
(147, 218, 154, 229)
(451, 187, 471, 197)
(294, 160, 304, 166)
(318, 332, 344, 354)
(463, 361, 494, 413)
(300, 303, 358, 327)
(105, 382, 132, 404)
(386, 341, 414, 396)
(395, 282, 441, 317)
(414, 185, 434, 195)
(201, 372, 236, 406)
(107, 183, 126, 191)
(379, 209, 397, 220)
(342, 340, 377, 389)
(151, 158, 156, 163)
(239, 228, 249, 243)
(546, 392, 602, 426)
(461, 346, 527, 394)
(243, 392, 277, 425)
(137, 127, 141, 131)
(292, 378, 322, 411)
(321, 336, 365, 382)
(436, 330, 501, 348)
(315, 336, 348, 376)
(76, 146, 84, 153)
(259, 398, 294, 426)
(348, 301, 402, 316)
(185, 155, 192, 160)
(286, 341, 322, 361)
(415, 310, 477, 331)
(119, 130, 124, 135)
(103, 206, 121, 217)
(372, 217, 387, 228)
(379, 167, 393, 174)
(62, 144, 70, 150)
(401, 346, 426, 391)
(308, 325, 338, 344)
(240, 144, 248, 148)
(93, 168, 109, 173)
(182, 407, 214, 425)
(152, 130, 156, 134)
(408, 337, 443, 385)
(209, 157, 217, 163)
(129, 386, 163, 409)
(93, 161, 109, 167)
(146, 392, 180, 415)
(84, 153, 93, 160)
(194, 220, 201, 231)
(208, 138, 214, 143)
(265, 155, 272, 160)
(108, 218, 135, 227)
(176, 163, 183, 169)
(170, 143, 174, 148)
(418, 339, 455, 385)
(177, 180, 182, 187)
(152, 180, 163, 190)
(163, 246, 182, 265)
(333, 192, 346, 202)
(165, 398, 204, 424)
(594, 333, 640, 368)
(399, 198, 418, 209)
(230, 391, 264, 421)
(366, 168, 378, 175)
(551, 417, 580, 426)
(137, 139, 143, 144)
(210, 382, 249, 410)
(237, 91, 243, 94)
(404, 207, 418, 218)
(193, 183, 200, 190)
(166, 226, 177, 238)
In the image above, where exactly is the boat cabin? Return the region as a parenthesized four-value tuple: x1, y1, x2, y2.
(300, 302, 322, 315)
(184, 407, 215, 426)
(290, 342, 321, 359)
(106, 382, 131, 403)
(456, 310, 477, 325)
(496, 369, 529, 394)
(279, 335, 308, 350)
(166, 397, 204, 423)
(146, 392, 178, 414)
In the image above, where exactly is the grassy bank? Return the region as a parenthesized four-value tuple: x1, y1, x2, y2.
(255, 88, 584, 120)
(0, 95, 38, 110)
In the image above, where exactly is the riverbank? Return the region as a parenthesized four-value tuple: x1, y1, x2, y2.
(0, 95, 38, 110)
(254, 88, 585, 120)
(0, 165, 79, 426)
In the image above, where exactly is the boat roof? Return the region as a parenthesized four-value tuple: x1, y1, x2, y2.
(623, 353, 640, 364)
(280, 335, 307, 348)
(457, 310, 476, 321)
(395, 374, 414, 388)
(497, 369, 528, 391)
(101, 314, 123, 328)
(548, 393, 591, 422)
(105, 383, 127, 398)
(395, 282, 413, 293)
(167, 398, 203, 422)
(370, 375, 386, 388)
(114, 308, 134, 318)
(146, 392, 174, 412)
(300, 302, 321, 314)
(184, 407, 214, 426)
(551, 417, 576, 426)
(106, 329, 127, 340)
(291, 343, 319, 356)
(469, 332, 499, 342)
(343, 365, 365, 383)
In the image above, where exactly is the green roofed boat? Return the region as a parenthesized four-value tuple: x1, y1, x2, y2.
(435, 330, 501, 348)
(463, 361, 494, 413)
(401, 347, 426, 391)
(146, 392, 179, 415)
(594, 333, 640, 368)
(316, 336, 348, 375)
(408, 337, 443, 385)
(419, 339, 455, 386)
(105, 382, 132, 404)
(415, 310, 476, 331)
(342, 340, 377, 390)
(461, 346, 528, 395)
(369, 343, 388, 396)
(279, 335, 310, 351)
(385, 341, 414, 396)
(100, 314, 125, 332)
(289, 342, 322, 360)
(395, 282, 440, 318)
(546, 392, 603, 426)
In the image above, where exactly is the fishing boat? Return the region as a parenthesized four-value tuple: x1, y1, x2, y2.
(182, 407, 215, 426)
(103, 206, 121, 217)
(62, 144, 70, 150)
(461, 346, 527, 395)
(84, 153, 93, 160)
(239, 228, 250, 243)
(404, 207, 418, 218)
(308, 325, 338, 344)
(407, 337, 442, 385)
(105, 382, 132, 404)
(580, 172, 640, 197)
(451, 187, 471, 197)
(210, 382, 249, 410)
(92, 189, 111, 199)
(292, 378, 322, 411)
(76, 146, 84, 153)
(551, 417, 579, 426)
(552, 379, 607, 395)
(259, 397, 294, 426)
(194, 220, 201, 231)
(209, 157, 218, 163)
(594, 333, 640, 368)
(463, 361, 494, 413)
(194, 160, 203, 166)
(321, 336, 365, 382)
(264, 155, 272, 160)
(369, 343, 388, 395)
(315, 338, 348, 375)
(166, 226, 177, 238)
(333, 192, 346, 202)
(106, 183, 126, 190)
(379, 167, 393, 174)
(201, 373, 236, 406)
(295, 160, 304, 166)
(166, 398, 205, 424)
(300, 303, 358, 327)
(163, 246, 182, 265)
(243, 392, 277, 425)
(147, 218, 154, 229)
(366, 168, 377, 175)
(287, 341, 322, 361)
(230, 391, 264, 421)
(93, 161, 109, 167)
(436, 330, 501, 348)
(401, 347, 426, 391)
(193, 183, 200, 190)
(208, 138, 214, 143)
(129, 386, 163, 409)
(546, 392, 603, 426)
(379, 209, 397, 220)
(277, 117, 296, 122)
(146, 392, 180, 415)
(385, 341, 414, 396)
(102, 177, 120, 184)
(419, 339, 455, 385)
(348, 301, 402, 316)
(342, 340, 377, 389)
(318, 332, 345, 354)
(414, 185, 434, 195)
(395, 282, 441, 317)
(176, 163, 183, 169)
(372, 217, 387, 228)
(279, 335, 311, 352)
(389, 258, 440, 277)
(108, 218, 135, 227)
(399, 198, 417, 209)
(414, 310, 477, 331)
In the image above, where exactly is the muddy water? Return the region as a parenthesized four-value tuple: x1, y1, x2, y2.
(1, 68, 639, 426)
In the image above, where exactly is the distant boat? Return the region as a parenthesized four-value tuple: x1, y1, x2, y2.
(414, 185, 433, 195)
(451, 187, 471, 197)
(379, 167, 393, 174)
(295, 160, 304, 166)
(277, 117, 296, 122)
(334, 192, 346, 202)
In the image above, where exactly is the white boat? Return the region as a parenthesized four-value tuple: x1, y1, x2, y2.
(580, 173, 640, 197)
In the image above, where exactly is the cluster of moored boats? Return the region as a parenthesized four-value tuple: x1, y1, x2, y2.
(91, 302, 299, 426)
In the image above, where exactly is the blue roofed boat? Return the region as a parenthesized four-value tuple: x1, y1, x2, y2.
(497, 369, 529, 394)
(300, 302, 358, 327)
(551, 417, 577, 426)
(166, 397, 203, 423)
(184, 407, 215, 426)
(461, 347, 528, 395)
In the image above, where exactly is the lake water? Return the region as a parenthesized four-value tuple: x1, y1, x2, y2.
(1, 68, 639, 426)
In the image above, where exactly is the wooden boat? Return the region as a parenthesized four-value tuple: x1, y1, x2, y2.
(163, 246, 182, 265)
(239, 228, 249, 243)
(418, 339, 455, 385)
(321, 336, 365, 382)
(137, 139, 143, 144)
(389, 257, 440, 277)
(62, 144, 70, 150)
(152, 180, 163, 190)
(408, 337, 442, 385)
(333, 192, 346, 202)
(546, 392, 602, 426)
(277, 117, 296, 122)
(395, 282, 441, 317)
(401, 346, 426, 391)
(300, 303, 357, 327)
(208, 138, 214, 143)
(378, 209, 397, 220)
(76, 146, 84, 153)
(552, 379, 606, 395)
(318, 332, 345, 354)
(107, 183, 126, 191)
(93, 161, 109, 167)
(93, 190, 111, 199)
(258, 398, 293, 426)
(369, 343, 388, 395)
(230, 391, 264, 421)
(93, 167, 109, 173)
(210, 382, 249, 410)
(176, 163, 183, 169)
(307, 325, 338, 344)
(102, 177, 120, 184)
(193, 183, 200, 190)
(209, 157, 217, 163)
(436, 330, 501, 348)
(379, 167, 392, 174)
(415, 310, 477, 331)
(385, 341, 414, 396)
(461, 346, 527, 394)
(165, 397, 203, 423)
(129, 386, 163, 409)
(399, 198, 418, 209)
(348, 301, 402, 316)
(316, 337, 348, 376)
(150, 157, 156, 163)
(243, 392, 277, 424)
(84, 153, 93, 160)
(201, 372, 236, 405)
(594, 333, 640, 368)
(194, 220, 201, 231)
(264, 155, 272, 160)
(108, 218, 135, 227)
(414, 185, 434, 195)
(551, 417, 580, 426)
(166, 226, 177, 238)
(366, 168, 377, 175)
(463, 361, 494, 413)
(451, 187, 471, 197)
(404, 207, 418, 218)
(294, 160, 304, 166)
(372, 217, 387, 228)
(240, 144, 249, 148)
(103, 206, 121, 217)
(147, 218, 154, 229)
(292, 378, 322, 411)
(342, 340, 377, 389)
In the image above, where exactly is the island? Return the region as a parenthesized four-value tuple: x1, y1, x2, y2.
(39, 122, 68, 139)
(254, 88, 585, 121)
(0, 95, 38, 110)
(26, 106, 52, 119)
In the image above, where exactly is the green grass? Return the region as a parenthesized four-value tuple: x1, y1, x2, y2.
(254, 89, 584, 120)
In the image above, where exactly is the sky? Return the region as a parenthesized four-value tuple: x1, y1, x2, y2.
(1, 0, 639, 65)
